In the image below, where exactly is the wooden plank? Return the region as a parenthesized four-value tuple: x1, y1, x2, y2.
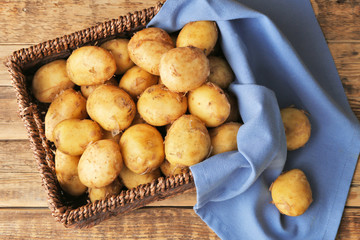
(338, 208, 360, 239)
(0, 207, 219, 239)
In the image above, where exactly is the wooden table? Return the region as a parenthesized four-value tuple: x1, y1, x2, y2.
(0, 0, 359, 239)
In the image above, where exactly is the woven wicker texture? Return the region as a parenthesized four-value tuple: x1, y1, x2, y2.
(5, 1, 196, 228)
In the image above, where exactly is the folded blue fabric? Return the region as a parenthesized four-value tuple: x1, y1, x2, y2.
(148, 0, 360, 239)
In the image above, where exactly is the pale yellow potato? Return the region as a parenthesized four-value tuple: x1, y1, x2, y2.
(281, 107, 311, 150)
(119, 124, 164, 174)
(119, 66, 159, 99)
(78, 139, 123, 188)
(53, 119, 102, 156)
(32, 59, 75, 103)
(137, 84, 188, 126)
(159, 46, 210, 92)
(160, 160, 188, 177)
(66, 46, 116, 86)
(165, 115, 211, 166)
(88, 178, 122, 202)
(86, 85, 136, 132)
(208, 56, 235, 89)
(100, 38, 134, 75)
(80, 77, 117, 99)
(209, 122, 242, 156)
(225, 91, 241, 123)
(270, 169, 313, 216)
(176, 21, 218, 56)
(188, 82, 230, 127)
(55, 149, 87, 196)
(128, 27, 174, 75)
(45, 89, 87, 142)
(119, 166, 161, 190)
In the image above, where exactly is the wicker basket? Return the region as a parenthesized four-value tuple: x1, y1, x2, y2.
(5, 2, 195, 228)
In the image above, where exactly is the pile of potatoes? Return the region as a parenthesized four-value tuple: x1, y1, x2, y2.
(32, 20, 313, 215)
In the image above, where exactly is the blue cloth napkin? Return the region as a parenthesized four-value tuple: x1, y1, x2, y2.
(148, 0, 360, 239)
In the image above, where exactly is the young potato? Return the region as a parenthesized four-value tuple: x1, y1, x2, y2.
(128, 27, 174, 75)
(100, 38, 134, 75)
(55, 149, 87, 196)
(66, 46, 116, 86)
(208, 56, 235, 89)
(225, 91, 241, 123)
(53, 119, 102, 156)
(188, 82, 230, 127)
(210, 122, 242, 156)
(119, 124, 164, 174)
(159, 46, 210, 93)
(78, 139, 123, 188)
(270, 169, 313, 216)
(160, 160, 188, 177)
(119, 66, 159, 99)
(137, 84, 188, 126)
(86, 85, 136, 132)
(80, 77, 117, 99)
(45, 89, 87, 142)
(88, 178, 122, 202)
(281, 107, 311, 150)
(176, 21, 218, 56)
(32, 59, 75, 103)
(165, 115, 211, 166)
(119, 165, 161, 190)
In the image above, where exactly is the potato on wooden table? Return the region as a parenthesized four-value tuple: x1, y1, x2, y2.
(209, 122, 242, 156)
(88, 178, 123, 202)
(119, 166, 161, 190)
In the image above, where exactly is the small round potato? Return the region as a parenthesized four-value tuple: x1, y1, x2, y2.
(188, 82, 230, 127)
(100, 38, 134, 75)
(165, 115, 211, 166)
(45, 89, 87, 142)
(88, 178, 122, 202)
(137, 84, 188, 126)
(176, 21, 218, 56)
(78, 139, 123, 188)
(86, 85, 136, 132)
(128, 27, 174, 75)
(81, 77, 118, 99)
(280, 107, 311, 150)
(32, 59, 75, 103)
(55, 149, 87, 196)
(270, 169, 313, 216)
(53, 119, 102, 156)
(119, 66, 159, 99)
(66, 46, 117, 86)
(119, 124, 164, 174)
(160, 160, 188, 177)
(210, 122, 242, 156)
(119, 166, 161, 190)
(159, 46, 210, 92)
(208, 56, 235, 89)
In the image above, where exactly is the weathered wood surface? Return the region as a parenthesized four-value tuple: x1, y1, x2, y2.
(0, 0, 359, 239)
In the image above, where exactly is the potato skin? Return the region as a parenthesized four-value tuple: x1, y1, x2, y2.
(280, 107, 311, 150)
(128, 27, 174, 75)
(66, 46, 116, 86)
(100, 38, 134, 75)
(270, 169, 313, 216)
(78, 139, 123, 188)
(137, 84, 188, 126)
(160, 160, 188, 177)
(119, 166, 161, 190)
(165, 115, 211, 166)
(81, 77, 118, 99)
(55, 149, 87, 196)
(208, 56, 235, 89)
(159, 46, 209, 93)
(88, 178, 122, 202)
(210, 122, 242, 156)
(32, 59, 75, 103)
(53, 119, 102, 156)
(188, 82, 230, 127)
(86, 85, 136, 132)
(119, 124, 164, 174)
(45, 89, 87, 142)
(176, 21, 218, 56)
(119, 66, 159, 99)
